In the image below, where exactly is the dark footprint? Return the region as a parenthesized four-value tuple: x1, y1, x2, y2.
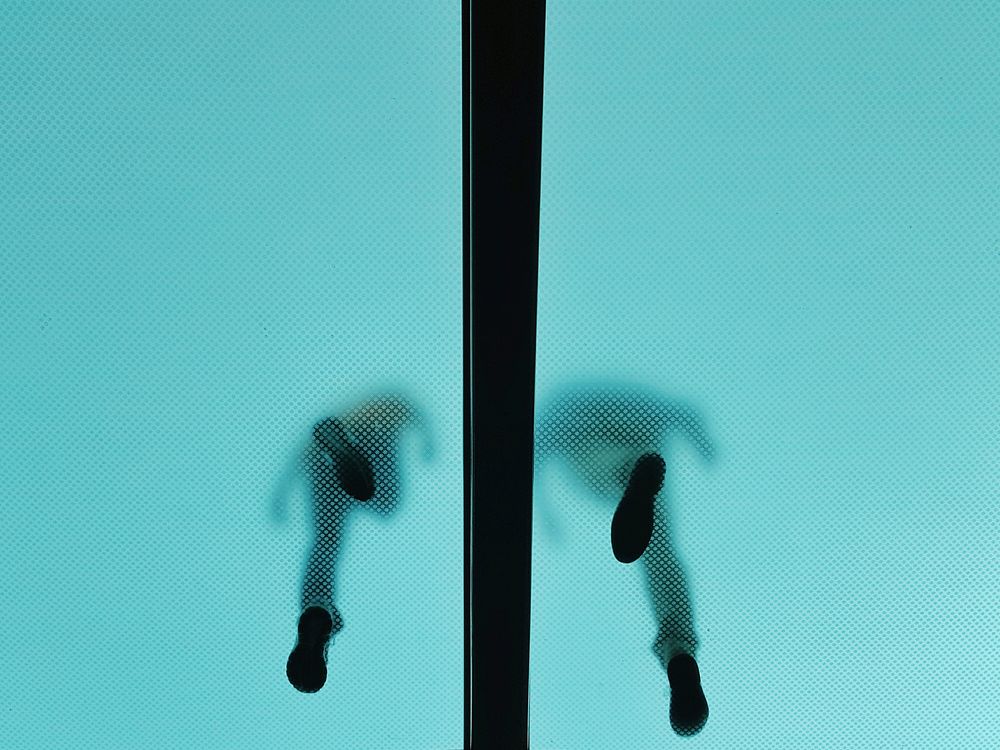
(314, 420, 376, 501)
(334, 444, 375, 501)
(286, 606, 334, 693)
(611, 453, 665, 563)
(667, 653, 709, 736)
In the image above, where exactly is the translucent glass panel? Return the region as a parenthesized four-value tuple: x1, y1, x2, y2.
(530, 3, 1000, 748)
(0, 4, 461, 748)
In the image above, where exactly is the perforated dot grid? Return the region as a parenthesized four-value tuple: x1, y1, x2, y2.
(297, 395, 427, 627)
(530, 2, 1000, 748)
(0, 3, 462, 749)
(534, 385, 714, 667)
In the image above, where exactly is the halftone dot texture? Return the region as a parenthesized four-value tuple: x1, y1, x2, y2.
(534, 385, 714, 668)
(0, 3, 461, 749)
(530, 2, 1000, 749)
(298, 395, 427, 624)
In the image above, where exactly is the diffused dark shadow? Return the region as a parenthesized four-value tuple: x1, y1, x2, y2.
(534, 382, 714, 735)
(271, 393, 431, 693)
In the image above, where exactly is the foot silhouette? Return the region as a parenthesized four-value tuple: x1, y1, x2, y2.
(314, 419, 376, 501)
(286, 606, 335, 693)
(611, 453, 665, 563)
(667, 653, 709, 736)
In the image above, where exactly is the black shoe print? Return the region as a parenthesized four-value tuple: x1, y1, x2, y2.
(667, 653, 709, 736)
(314, 419, 376, 501)
(611, 452, 665, 563)
(286, 606, 335, 693)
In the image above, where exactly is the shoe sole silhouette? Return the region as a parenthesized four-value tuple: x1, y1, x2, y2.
(611, 453, 665, 563)
(314, 420, 376, 501)
(286, 606, 334, 693)
(667, 653, 709, 736)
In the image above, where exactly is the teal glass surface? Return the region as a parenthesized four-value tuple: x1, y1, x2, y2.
(0, 3, 461, 748)
(531, 2, 1000, 748)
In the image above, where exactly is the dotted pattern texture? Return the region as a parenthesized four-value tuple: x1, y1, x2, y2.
(297, 395, 428, 629)
(535, 385, 714, 670)
(0, 3, 462, 749)
(529, 2, 1000, 748)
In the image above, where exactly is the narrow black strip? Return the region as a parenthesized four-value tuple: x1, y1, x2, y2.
(468, 1, 546, 749)
(462, 0, 472, 744)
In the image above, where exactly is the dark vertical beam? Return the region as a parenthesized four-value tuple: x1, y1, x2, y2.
(466, 0, 546, 748)
(462, 0, 472, 745)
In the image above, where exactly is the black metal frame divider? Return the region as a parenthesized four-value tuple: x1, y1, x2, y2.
(465, 0, 547, 748)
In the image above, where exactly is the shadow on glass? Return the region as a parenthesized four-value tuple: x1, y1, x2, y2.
(270, 392, 432, 694)
(535, 382, 713, 736)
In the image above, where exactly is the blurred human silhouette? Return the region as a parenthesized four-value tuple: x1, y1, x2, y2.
(271, 393, 431, 693)
(534, 383, 713, 736)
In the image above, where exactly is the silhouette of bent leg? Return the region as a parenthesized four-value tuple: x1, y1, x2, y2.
(642, 498, 709, 735)
(287, 436, 350, 693)
(286, 399, 421, 693)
